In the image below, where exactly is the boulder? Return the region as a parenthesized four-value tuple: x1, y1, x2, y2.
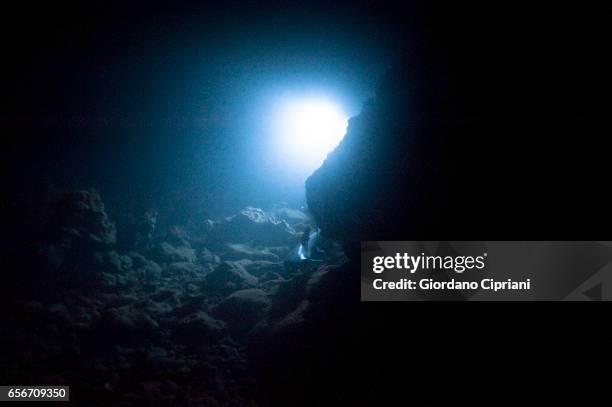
(209, 207, 296, 246)
(213, 289, 271, 338)
(233, 259, 284, 278)
(165, 225, 191, 248)
(162, 262, 202, 278)
(128, 252, 162, 281)
(54, 189, 117, 245)
(198, 247, 220, 264)
(270, 207, 309, 227)
(267, 246, 291, 259)
(152, 242, 197, 264)
(254, 265, 348, 335)
(265, 272, 312, 322)
(205, 261, 258, 294)
(221, 243, 279, 262)
(39, 190, 118, 275)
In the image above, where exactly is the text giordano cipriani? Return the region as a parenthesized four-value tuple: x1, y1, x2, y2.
(371, 253, 531, 292)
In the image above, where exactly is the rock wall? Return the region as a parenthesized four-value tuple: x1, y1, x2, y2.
(306, 36, 611, 250)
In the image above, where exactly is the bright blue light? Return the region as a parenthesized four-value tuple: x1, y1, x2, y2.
(270, 96, 348, 177)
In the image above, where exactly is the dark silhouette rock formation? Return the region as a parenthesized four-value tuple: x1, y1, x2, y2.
(306, 16, 610, 249)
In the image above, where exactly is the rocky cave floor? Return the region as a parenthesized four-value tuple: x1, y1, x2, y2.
(1, 189, 348, 406)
